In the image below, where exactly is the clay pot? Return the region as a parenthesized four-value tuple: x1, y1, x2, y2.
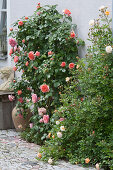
(12, 107, 32, 132)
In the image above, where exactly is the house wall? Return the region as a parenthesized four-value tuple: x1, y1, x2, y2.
(0, 0, 112, 71)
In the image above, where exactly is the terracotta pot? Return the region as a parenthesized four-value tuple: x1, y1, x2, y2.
(12, 107, 32, 132)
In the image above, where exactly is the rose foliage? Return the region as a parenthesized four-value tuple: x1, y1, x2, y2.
(9, 4, 84, 144)
(37, 7, 113, 170)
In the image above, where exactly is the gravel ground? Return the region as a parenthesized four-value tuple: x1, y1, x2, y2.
(0, 130, 97, 170)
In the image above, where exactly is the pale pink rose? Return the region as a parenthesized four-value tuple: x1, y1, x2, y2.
(59, 118, 65, 121)
(37, 12, 41, 15)
(9, 38, 17, 47)
(8, 95, 15, 101)
(38, 107, 46, 116)
(26, 99, 30, 103)
(29, 123, 33, 128)
(43, 115, 49, 123)
(39, 118, 44, 123)
(32, 94, 38, 103)
(14, 46, 20, 52)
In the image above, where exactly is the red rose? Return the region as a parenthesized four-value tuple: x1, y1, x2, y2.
(18, 97, 23, 103)
(18, 21, 24, 26)
(14, 56, 19, 63)
(70, 31, 75, 38)
(40, 84, 50, 93)
(35, 51, 40, 56)
(61, 62, 66, 67)
(69, 63, 75, 69)
(25, 61, 29, 66)
(63, 9, 71, 16)
(28, 51, 35, 60)
(13, 66, 17, 71)
(18, 90, 22, 95)
(48, 51, 53, 56)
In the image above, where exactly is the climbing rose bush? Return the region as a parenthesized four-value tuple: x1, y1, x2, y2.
(9, 3, 84, 144)
(37, 6, 113, 170)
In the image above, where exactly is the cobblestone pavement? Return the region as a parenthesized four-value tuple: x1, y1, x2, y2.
(0, 130, 96, 170)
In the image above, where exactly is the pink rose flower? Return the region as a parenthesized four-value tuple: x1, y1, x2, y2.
(32, 94, 38, 103)
(28, 51, 35, 60)
(59, 118, 65, 121)
(48, 51, 53, 55)
(69, 63, 75, 69)
(35, 51, 40, 56)
(25, 17, 28, 20)
(8, 95, 15, 101)
(40, 84, 50, 93)
(33, 66, 38, 70)
(50, 58, 54, 60)
(19, 113, 23, 118)
(27, 87, 32, 91)
(43, 115, 49, 123)
(26, 99, 30, 103)
(25, 61, 29, 66)
(22, 39, 25, 43)
(9, 48, 13, 56)
(14, 46, 20, 52)
(61, 62, 66, 67)
(10, 28, 13, 31)
(39, 118, 44, 123)
(13, 66, 17, 71)
(18, 21, 24, 26)
(14, 56, 19, 63)
(70, 31, 75, 38)
(37, 12, 41, 15)
(38, 107, 46, 116)
(63, 9, 71, 16)
(29, 123, 33, 128)
(9, 38, 17, 47)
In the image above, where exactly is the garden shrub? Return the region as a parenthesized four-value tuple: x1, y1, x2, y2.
(37, 6, 113, 169)
(9, 3, 84, 144)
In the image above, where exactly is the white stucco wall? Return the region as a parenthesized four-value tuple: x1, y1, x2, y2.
(0, 0, 112, 69)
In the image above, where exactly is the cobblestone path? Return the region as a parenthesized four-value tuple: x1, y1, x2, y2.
(0, 130, 96, 170)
